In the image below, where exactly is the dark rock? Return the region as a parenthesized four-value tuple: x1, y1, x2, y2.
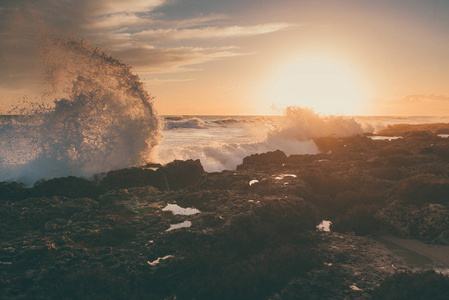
(378, 201, 449, 243)
(33, 176, 101, 199)
(237, 150, 287, 170)
(313, 136, 345, 153)
(99, 167, 167, 191)
(424, 145, 449, 160)
(158, 159, 204, 190)
(332, 205, 381, 235)
(0, 181, 31, 201)
(143, 162, 163, 169)
(403, 130, 436, 139)
(9, 196, 97, 228)
(396, 174, 449, 205)
(191, 171, 251, 191)
(372, 271, 449, 299)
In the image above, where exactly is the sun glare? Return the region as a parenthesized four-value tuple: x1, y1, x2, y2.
(269, 56, 366, 115)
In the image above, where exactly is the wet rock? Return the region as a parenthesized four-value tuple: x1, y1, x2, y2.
(192, 171, 251, 191)
(272, 232, 399, 300)
(421, 144, 449, 160)
(0, 181, 31, 201)
(99, 167, 167, 191)
(395, 174, 449, 205)
(313, 136, 345, 153)
(403, 130, 437, 139)
(371, 270, 449, 299)
(32, 176, 101, 199)
(237, 150, 287, 170)
(332, 205, 381, 236)
(158, 159, 204, 190)
(6, 196, 97, 230)
(377, 123, 449, 136)
(378, 201, 449, 244)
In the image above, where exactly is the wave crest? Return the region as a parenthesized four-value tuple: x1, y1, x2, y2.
(164, 117, 205, 129)
(268, 107, 364, 141)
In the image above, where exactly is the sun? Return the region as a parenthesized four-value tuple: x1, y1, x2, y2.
(268, 56, 366, 115)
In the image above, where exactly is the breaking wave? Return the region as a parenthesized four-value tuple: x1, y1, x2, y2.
(156, 107, 367, 172)
(212, 118, 247, 125)
(164, 117, 205, 129)
(267, 106, 365, 141)
(0, 38, 160, 185)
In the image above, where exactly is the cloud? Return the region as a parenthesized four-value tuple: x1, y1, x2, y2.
(86, 0, 166, 15)
(85, 13, 150, 30)
(0, 0, 168, 32)
(131, 23, 294, 44)
(0, 0, 295, 89)
(85, 12, 229, 31)
(113, 46, 246, 73)
(145, 78, 194, 85)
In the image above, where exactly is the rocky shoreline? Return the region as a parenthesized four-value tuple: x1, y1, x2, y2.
(2, 129, 449, 299)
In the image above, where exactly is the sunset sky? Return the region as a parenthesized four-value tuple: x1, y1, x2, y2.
(1, 0, 449, 115)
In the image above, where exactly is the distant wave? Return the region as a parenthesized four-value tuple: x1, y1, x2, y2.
(212, 118, 247, 125)
(164, 116, 184, 121)
(164, 117, 205, 129)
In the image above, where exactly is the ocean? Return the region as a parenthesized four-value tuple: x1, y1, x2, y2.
(3, 112, 449, 185)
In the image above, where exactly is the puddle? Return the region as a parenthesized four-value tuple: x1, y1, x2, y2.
(147, 255, 174, 266)
(166, 221, 192, 232)
(374, 235, 449, 270)
(350, 284, 362, 291)
(249, 180, 259, 186)
(162, 204, 200, 215)
(368, 136, 402, 141)
(274, 174, 297, 180)
(317, 220, 332, 232)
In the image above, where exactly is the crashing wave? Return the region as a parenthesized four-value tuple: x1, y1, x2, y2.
(267, 106, 364, 141)
(164, 117, 205, 129)
(0, 38, 160, 185)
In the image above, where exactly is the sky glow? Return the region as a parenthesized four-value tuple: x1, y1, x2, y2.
(0, 0, 448, 115)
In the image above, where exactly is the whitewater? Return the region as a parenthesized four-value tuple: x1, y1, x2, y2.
(157, 113, 449, 173)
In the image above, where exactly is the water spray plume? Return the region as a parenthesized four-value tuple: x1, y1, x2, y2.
(0, 16, 160, 184)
